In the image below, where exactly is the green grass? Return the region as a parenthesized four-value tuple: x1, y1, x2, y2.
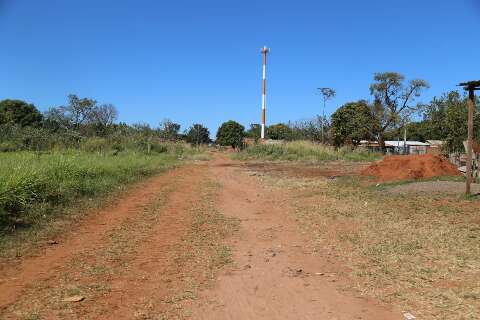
(0, 144, 206, 238)
(233, 141, 380, 162)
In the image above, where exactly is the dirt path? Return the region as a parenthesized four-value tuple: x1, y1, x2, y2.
(0, 164, 199, 309)
(0, 154, 401, 319)
(189, 155, 400, 319)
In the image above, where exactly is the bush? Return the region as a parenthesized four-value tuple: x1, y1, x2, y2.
(233, 141, 380, 162)
(267, 123, 292, 140)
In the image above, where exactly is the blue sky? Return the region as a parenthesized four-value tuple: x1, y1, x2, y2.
(1, 0, 479, 134)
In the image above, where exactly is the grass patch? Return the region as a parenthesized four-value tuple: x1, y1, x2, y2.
(233, 141, 380, 162)
(0, 145, 208, 256)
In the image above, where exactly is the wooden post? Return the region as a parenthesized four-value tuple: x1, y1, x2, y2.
(466, 88, 475, 195)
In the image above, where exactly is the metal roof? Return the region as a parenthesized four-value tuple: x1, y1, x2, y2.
(384, 141, 430, 147)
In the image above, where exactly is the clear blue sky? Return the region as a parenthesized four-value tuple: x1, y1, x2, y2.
(1, 0, 479, 134)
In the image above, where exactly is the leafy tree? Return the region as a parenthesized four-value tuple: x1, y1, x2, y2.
(331, 101, 376, 146)
(0, 99, 43, 127)
(216, 120, 245, 149)
(246, 124, 261, 141)
(383, 91, 480, 152)
(383, 121, 430, 142)
(185, 124, 210, 146)
(159, 119, 181, 141)
(369, 72, 429, 149)
(267, 123, 291, 140)
(441, 92, 480, 153)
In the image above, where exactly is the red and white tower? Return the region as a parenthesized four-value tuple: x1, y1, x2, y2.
(261, 46, 270, 139)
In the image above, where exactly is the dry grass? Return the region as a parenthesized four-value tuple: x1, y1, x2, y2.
(262, 172, 480, 320)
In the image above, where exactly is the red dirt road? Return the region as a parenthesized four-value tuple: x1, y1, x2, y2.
(0, 154, 401, 319)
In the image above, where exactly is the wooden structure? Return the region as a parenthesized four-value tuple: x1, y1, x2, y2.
(458, 81, 480, 195)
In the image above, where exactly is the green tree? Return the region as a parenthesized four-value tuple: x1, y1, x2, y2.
(331, 101, 376, 146)
(185, 124, 210, 146)
(383, 121, 430, 142)
(267, 123, 292, 140)
(246, 124, 261, 141)
(369, 72, 429, 149)
(0, 99, 43, 127)
(216, 120, 245, 149)
(416, 91, 480, 153)
(441, 92, 480, 153)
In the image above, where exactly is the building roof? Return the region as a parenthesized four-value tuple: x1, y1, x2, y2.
(426, 140, 444, 146)
(384, 141, 430, 147)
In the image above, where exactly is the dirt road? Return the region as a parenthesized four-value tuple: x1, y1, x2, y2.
(0, 153, 400, 319)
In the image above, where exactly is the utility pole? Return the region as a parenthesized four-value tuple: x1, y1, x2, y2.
(317, 88, 336, 144)
(261, 46, 270, 140)
(458, 80, 480, 195)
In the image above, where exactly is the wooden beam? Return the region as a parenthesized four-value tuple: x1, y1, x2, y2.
(459, 80, 480, 87)
(466, 88, 475, 195)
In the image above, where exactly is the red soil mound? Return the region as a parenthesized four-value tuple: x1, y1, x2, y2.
(361, 154, 460, 182)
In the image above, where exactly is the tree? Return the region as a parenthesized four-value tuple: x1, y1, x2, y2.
(331, 101, 376, 146)
(47, 95, 118, 136)
(246, 124, 261, 141)
(216, 120, 245, 149)
(383, 121, 430, 142)
(369, 72, 429, 149)
(185, 124, 210, 146)
(60, 94, 97, 129)
(440, 92, 480, 153)
(317, 88, 336, 143)
(43, 107, 70, 132)
(267, 123, 292, 140)
(90, 104, 118, 127)
(0, 99, 43, 127)
(158, 119, 181, 141)
(288, 117, 325, 142)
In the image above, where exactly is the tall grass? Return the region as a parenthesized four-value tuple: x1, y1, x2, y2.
(234, 141, 380, 162)
(0, 144, 202, 230)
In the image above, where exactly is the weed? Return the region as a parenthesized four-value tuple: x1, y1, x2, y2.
(233, 141, 380, 162)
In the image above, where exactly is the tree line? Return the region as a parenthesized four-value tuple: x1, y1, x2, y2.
(254, 72, 480, 154)
(0, 95, 212, 152)
(2, 71, 479, 153)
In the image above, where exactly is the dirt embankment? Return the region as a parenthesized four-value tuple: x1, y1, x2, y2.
(361, 154, 460, 182)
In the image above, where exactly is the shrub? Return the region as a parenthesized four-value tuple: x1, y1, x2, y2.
(233, 141, 380, 162)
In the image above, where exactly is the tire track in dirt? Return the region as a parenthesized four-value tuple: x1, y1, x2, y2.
(0, 163, 205, 317)
(77, 163, 209, 319)
(188, 154, 402, 319)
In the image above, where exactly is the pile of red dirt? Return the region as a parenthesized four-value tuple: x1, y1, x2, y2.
(361, 154, 461, 182)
